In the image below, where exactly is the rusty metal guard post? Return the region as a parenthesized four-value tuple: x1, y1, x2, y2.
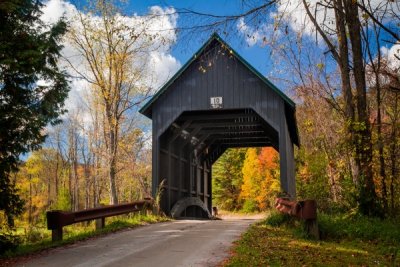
(47, 199, 153, 242)
(275, 198, 319, 239)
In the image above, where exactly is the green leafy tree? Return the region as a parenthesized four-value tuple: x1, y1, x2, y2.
(212, 148, 247, 210)
(0, 0, 68, 226)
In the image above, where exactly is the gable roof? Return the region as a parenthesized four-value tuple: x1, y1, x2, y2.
(139, 33, 296, 118)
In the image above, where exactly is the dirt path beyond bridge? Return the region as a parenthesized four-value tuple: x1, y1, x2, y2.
(17, 214, 263, 267)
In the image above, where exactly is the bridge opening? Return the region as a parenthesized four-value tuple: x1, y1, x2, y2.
(211, 146, 280, 214)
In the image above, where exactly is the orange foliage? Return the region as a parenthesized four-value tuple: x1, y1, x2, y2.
(241, 148, 280, 211)
(258, 147, 278, 170)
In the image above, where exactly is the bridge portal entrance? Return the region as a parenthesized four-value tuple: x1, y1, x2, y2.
(139, 34, 299, 217)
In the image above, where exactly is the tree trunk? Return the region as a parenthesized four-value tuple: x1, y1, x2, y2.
(73, 136, 79, 211)
(335, 0, 355, 123)
(376, 64, 388, 212)
(106, 110, 119, 205)
(55, 152, 59, 204)
(390, 95, 398, 214)
(333, 0, 361, 188)
(344, 0, 378, 216)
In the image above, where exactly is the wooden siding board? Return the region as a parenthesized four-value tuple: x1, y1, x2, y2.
(256, 81, 262, 112)
(200, 68, 207, 110)
(232, 58, 238, 107)
(225, 56, 234, 108)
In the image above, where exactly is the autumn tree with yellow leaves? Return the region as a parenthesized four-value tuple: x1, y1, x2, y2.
(240, 148, 280, 212)
(65, 0, 168, 204)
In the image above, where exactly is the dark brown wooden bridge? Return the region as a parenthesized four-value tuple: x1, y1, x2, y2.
(139, 33, 299, 218)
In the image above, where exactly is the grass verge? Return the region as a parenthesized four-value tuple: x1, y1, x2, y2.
(0, 214, 170, 265)
(223, 212, 400, 266)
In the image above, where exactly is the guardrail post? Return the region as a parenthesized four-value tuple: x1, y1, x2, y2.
(302, 200, 319, 239)
(47, 210, 72, 242)
(52, 228, 63, 242)
(275, 198, 319, 240)
(96, 217, 105, 230)
(305, 219, 319, 239)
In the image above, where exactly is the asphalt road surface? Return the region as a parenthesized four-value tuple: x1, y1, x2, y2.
(16, 215, 263, 267)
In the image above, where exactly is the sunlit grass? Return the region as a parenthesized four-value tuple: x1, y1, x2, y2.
(223, 212, 400, 266)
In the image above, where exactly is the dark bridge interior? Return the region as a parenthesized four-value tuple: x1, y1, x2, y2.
(168, 108, 278, 163)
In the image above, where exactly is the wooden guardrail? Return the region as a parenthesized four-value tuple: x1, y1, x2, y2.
(47, 199, 153, 242)
(275, 198, 319, 239)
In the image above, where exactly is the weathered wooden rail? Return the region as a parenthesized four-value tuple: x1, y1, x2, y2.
(275, 198, 319, 239)
(47, 199, 153, 242)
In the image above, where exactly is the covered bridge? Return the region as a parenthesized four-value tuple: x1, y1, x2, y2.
(139, 33, 299, 218)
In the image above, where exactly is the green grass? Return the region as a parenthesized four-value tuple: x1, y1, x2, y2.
(0, 214, 170, 260)
(218, 209, 266, 216)
(318, 213, 400, 243)
(223, 212, 400, 266)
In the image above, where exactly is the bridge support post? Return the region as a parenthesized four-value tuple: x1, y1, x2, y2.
(279, 114, 296, 198)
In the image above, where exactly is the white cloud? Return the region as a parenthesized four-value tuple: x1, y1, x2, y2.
(146, 52, 181, 89)
(381, 44, 400, 69)
(40, 0, 181, 126)
(275, 0, 399, 37)
(41, 0, 76, 24)
(237, 17, 276, 47)
(237, 0, 399, 48)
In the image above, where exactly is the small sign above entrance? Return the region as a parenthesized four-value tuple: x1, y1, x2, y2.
(210, 97, 223, 109)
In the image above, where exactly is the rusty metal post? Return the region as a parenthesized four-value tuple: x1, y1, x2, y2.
(52, 228, 63, 242)
(95, 203, 105, 230)
(275, 198, 319, 240)
(301, 200, 319, 239)
(95, 217, 105, 230)
(47, 210, 73, 242)
(305, 219, 319, 239)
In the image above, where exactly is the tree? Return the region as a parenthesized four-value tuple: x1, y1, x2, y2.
(212, 148, 247, 210)
(66, 0, 165, 204)
(241, 148, 280, 211)
(23, 150, 57, 224)
(299, 0, 378, 216)
(241, 148, 262, 212)
(0, 0, 68, 226)
(257, 147, 280, 209)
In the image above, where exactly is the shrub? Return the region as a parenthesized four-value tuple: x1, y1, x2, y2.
(318, 213, 400, 242)
(0, 233, 20, 253)
(25, 228, 48, 243)
(241, 199, 258, 213)
(265, 211, 292, 227)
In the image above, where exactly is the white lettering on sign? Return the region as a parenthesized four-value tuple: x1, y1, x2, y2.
(210, 97, 223, 109)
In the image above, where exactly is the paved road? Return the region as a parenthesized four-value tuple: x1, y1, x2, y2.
(17, 215, 262, 267)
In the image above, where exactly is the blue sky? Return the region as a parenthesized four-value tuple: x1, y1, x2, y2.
(130, 1, 278, 87)
(67, 0, 279, 89)
(47, 0, 400, 101)
(64, 0, 285, 91)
